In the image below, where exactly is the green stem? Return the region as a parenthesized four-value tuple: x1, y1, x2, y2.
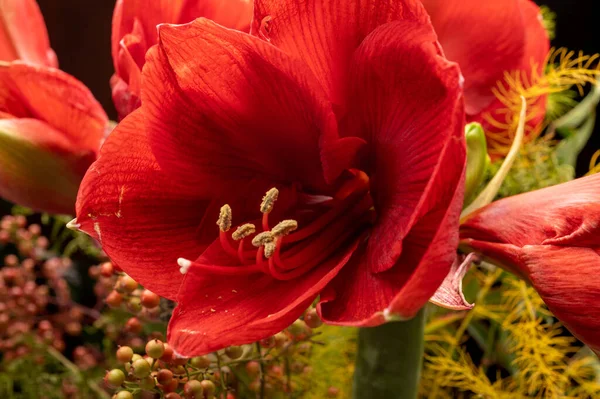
(352, 309, 425, 399)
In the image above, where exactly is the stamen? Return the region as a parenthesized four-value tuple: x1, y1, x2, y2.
(232, 223, 256, 240)
(260, 188, 279, 214)
(178, 258, 192, 275)
(252, 231, 274, 247)
(264, 242, 277, 259)
(271, 220, 298, 237)
(217, 204, 232, 232)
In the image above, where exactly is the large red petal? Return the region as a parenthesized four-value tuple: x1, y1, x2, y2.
(252, 0, 429, 105)
(319, 129, 465, 324)
(179, 0, 253, 32)
(421, 0, 526, 115)
(519, 246, 600, 354)
(333, 20, 464, 273)
(0, 0, 57, 67)
(167, 238, 359, 356)
(76, 111, 212, 300)
(460, 174, 600, 248)
(2, 63, 107, 152)
(142, 19, 336, 197)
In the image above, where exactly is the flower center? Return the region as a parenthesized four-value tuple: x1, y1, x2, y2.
(178, 171, 374, 281)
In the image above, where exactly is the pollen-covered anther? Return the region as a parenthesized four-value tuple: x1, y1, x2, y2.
(217, 204, 232, 232)
(251, 231, 274, 247)
(260, 188, 279, 214)
(232, 223, 256, 240)
(271, 220, 298, 237)
(263, 242, 277, 259)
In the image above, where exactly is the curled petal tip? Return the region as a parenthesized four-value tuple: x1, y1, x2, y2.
(430, 253, 478, 311)
(66, 218, 81, 231)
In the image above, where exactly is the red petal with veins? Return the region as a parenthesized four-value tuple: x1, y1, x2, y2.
(76, 111, 213, 300)
(468, 0, 550, 137)
(1, 62, 107, 153)
(0, 0, 57, 67)
(421, 0, 526, 115)
(111, 0, 253, 119)
(144, 19, 336, 196)
(460, 173, 600, 353)
(335, 21, 464, 273)
(252, 0, 429, 106)
(168, 238, 359, 356)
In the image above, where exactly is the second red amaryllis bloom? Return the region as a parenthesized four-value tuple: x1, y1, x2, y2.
(422, 0, 550, 153)
(111, 0, 253, 119)
(0, 0, 108, 215)
(460, 173, 600, 354)
(76, 0, 466, 355)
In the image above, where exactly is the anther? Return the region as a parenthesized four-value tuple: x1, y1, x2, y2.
(271, 220, 298, 237)
(260, 188, 279, 214)
(217, 204, 232, 232)
(252, 231, 274, 247)
(232, 223, 256, 240)
(264, 242, 277, 259)
(178, 258, 192, 275)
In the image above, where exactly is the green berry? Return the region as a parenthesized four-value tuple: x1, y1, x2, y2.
(132, 358, 151, 378)
(104, 369, 125, 388)
(145, 339, 165, 359)
(225, 345, 243, 360)
(183, 380, 203, 398)
(114, 391, 133, 399)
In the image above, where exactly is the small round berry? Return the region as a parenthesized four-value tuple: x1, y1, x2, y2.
(119, 275, 139, 293)
(105, 291, 123, 308)
(145, 339, 165, 359)
(165, 393, 182, 399)
(116, 346, 134, 363)
(304, 308, 322, 328)
(190, 356, 211, 369)
(104, 369, 125, 388)
(160, 343, 174, 362)
(141, 290, 160, 308)
(200, 380, 216, 396)
(259, 336, 275, 348)
(131, 358, 151, 378)
(183, 380, 203, 398)
(124, 317, 143, 334)
(327, 386, 340, 397)
(114, 391, 133, 399)
(288, 320, 309, 337)
(224, 346, 243, 360)
(127, 297, 142, 313)
(100, 262, 114, 277)
(159, 377, 179, 393)
(245, 361, 260, 377)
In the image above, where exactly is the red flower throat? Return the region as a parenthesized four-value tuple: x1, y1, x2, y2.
(178, 171, 374, 282)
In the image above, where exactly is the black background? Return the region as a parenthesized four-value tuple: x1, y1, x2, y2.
(35, 0, 600, 175)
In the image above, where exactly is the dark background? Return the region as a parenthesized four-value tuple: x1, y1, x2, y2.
(36, 0, 600, 174)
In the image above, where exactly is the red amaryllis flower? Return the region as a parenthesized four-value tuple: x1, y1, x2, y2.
(460, 173, 600, 354)
(0, 1, 108, 214)
(422, 0, 550, 150)
(111, 0, 253, 119)
(76, 0, 466, 355)
(0, 0, 57, 67)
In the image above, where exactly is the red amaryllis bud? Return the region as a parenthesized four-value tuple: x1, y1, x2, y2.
(0, 63, 107, 214)
(460, 173, 600, 354)
(110, 0, 253, 119)
(0, 0, 57, 66)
